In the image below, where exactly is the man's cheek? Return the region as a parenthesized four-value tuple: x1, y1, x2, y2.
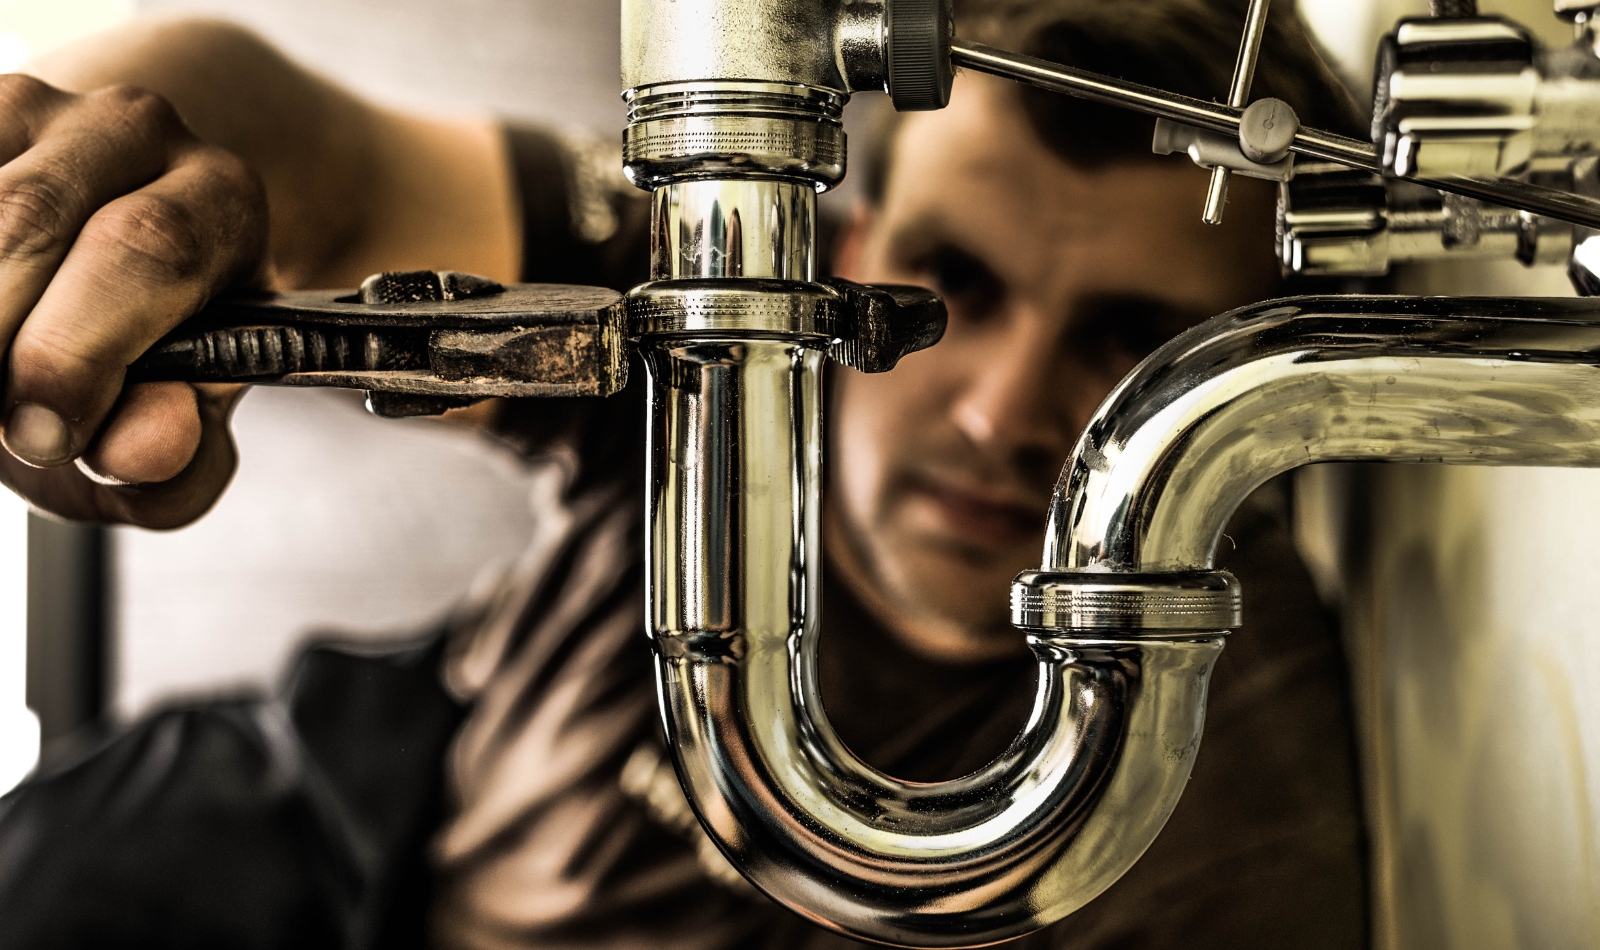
(835, 375, 914, 524)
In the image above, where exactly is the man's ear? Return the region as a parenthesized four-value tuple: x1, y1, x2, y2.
(831, 202, 875, 281)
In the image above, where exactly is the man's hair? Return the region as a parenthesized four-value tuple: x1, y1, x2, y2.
(860, 0, 1366, 201)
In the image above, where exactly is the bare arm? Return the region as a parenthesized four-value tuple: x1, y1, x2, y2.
(29, 17, 519, 289)
(0, 17, 520, 527)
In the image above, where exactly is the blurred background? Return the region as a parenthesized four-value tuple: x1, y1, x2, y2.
(0, 1, 1597, 948)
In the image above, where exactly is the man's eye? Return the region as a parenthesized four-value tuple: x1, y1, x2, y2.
(1073, 297, 1209, 364)
(916, 246, 1004, 321)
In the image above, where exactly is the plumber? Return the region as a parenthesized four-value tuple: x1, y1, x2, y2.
(0, 0, 1369, 947)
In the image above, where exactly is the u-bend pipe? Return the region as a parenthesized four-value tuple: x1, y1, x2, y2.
(637, 293, 1600, 947)
(640, 330, 1222, 946)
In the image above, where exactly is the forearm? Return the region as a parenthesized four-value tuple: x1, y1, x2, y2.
(26, 17, 517, 290)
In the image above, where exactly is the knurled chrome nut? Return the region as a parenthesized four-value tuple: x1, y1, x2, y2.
(1011, 570, 1241, 636)
(622, 83, 848, 191)
(623, 117, 846, 190)
(627, 279, 845, 337)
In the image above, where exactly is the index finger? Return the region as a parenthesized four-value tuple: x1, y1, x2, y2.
(2, 146, 265, 466)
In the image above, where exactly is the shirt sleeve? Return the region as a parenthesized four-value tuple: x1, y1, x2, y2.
(489, 125, 650, 488)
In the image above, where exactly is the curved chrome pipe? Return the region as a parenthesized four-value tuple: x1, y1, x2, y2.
(642, 334, 1222, 947)
(642, 293, 1600, 947)
(1048, 294, 1600, 574)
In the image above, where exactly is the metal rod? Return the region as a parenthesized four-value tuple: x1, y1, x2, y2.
(1227, 0, 1272, 105)
(1201, 168, 1231, 224)
(1204, 0, 1273, 225)
(950, 38, 1600, 231)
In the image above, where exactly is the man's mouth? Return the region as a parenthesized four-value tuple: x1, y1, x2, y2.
(907, 472, 1048, 549)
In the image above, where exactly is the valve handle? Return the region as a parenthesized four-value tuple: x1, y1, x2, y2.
(886, 0, 954, 111)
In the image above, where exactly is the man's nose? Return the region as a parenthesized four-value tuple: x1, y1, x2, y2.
(949, 318, 1075, 464)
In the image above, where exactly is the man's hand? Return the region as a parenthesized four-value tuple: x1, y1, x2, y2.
(0, 19, 520, 528)
(0, 73, 266, 527)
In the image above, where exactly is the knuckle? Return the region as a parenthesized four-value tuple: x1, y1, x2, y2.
(168, 147, 267, 271)
(197, 147, 268, 224)
(13, 323, 108, 394)
(198, 146, 257, 191)
(0, 73, 58, 118)
(0, 170, 81, 261)
(86, 192, 207, 283)
(190, 145, 260, 201)
(90, 84, 182, 137)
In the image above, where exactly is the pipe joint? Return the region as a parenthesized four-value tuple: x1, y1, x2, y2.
(1012, 570, 1241, 636)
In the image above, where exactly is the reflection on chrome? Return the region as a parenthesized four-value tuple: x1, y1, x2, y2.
(639, 293, 1600, 947)
(640, 329, 1224, 946)
(1048, 295, 1600, 574)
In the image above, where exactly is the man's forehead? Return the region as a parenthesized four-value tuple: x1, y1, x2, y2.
(868, 76, 1279, 311)
(882, 79, 1218, 239)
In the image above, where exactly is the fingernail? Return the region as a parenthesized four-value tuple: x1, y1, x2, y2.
(3, 403, 74, 466)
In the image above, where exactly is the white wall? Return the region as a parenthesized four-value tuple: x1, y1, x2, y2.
(1299, 2, 1600, 947)
(0, 490, 35, 796)
(106, 0, 625, 717)
(112, 389, 539, 718)
(0, 0, 136, 793)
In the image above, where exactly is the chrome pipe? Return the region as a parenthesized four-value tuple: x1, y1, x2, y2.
(638, 287, 1600, 946)
(641, 332, 1225, 947)
(620, 3, 1600, 945)
(1201, 0, 1272, 225)
(651, 180, 817, 281)
(1043, 295, 1600, 576)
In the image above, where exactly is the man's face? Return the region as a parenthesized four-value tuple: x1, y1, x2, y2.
(828, 75, 1280, 662)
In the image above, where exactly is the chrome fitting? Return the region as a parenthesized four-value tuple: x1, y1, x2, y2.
(1278, 162, 1573, 277)
(623, 0, 884, 96)
(1012, 571, 1240, 635)
(628, 277, 946, 371)
(838, 0, 890, 93)
(620, 0, 954, 192)
(1365, 16, 1600, 179)
(652, 179, 818, 281)
(1373, 17, 1536, 178)
(623, 82, 847, 191)
(1152, 117, 1294, 183)
(628, 279, 844, 337)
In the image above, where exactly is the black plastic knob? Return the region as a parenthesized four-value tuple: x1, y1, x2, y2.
(886, 0, 954, 112)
